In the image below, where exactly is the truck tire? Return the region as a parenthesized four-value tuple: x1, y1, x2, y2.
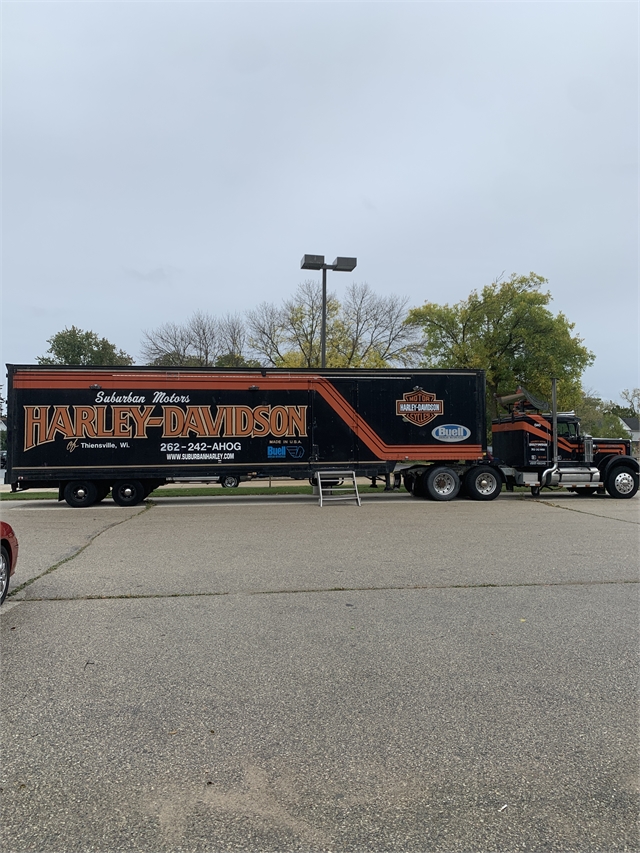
(605, 465, 638, 499)
(219, 475, 240, 489)
(64, 480, 98, 508)
(464, 466, 501, 501)
(425, 467, 460, 501)
(112, 479, 146, 507)
(575, 487, 597, 497)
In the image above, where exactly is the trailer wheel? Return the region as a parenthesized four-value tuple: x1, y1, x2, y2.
(605, 465, 638, 499)
(425, 467, 460, 501)
(112, 480, 146, 507)
(464, 466, 501, 501)
(63, 480, 98, 508)
(219, 475, 240, 489)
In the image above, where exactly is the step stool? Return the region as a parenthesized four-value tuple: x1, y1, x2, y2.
(316, 470, 361, 507)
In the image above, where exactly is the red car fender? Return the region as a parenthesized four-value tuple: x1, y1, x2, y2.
(1, 521, 19, 577)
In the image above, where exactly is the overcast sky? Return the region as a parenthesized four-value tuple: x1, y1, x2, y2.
(2, 1, 637, 402)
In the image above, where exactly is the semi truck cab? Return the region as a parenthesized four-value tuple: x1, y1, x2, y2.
(492, 388, 638, 498)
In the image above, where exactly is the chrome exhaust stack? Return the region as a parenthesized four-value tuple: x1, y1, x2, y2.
(541, 378, 559, 487)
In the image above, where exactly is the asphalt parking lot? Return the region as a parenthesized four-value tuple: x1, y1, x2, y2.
(1, 490, 639, 853)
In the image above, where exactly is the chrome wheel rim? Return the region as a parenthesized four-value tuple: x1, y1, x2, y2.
(475, 473, 497, 496)
(614, 471, 635, 495)
(433, 472, 456, 496)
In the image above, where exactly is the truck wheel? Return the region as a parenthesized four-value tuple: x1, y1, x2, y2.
(0, 545, 10, 605)
(531, 486, 541, 497)
(64, 480, 98, 508)
(112, 480, 146, 507)
(425, 467, 460, 501)
(575, 487, 597, 497)
(220, 475, 240, 489)
(464, 466, 501, 501)
(605, 465, 638, 499)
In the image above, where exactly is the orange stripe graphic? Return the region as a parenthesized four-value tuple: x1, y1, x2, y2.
(492, 420, 575, 453)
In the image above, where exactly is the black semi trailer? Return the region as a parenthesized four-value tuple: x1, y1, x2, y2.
(6, 366, 638, 506)
(6, 364, 492, 506)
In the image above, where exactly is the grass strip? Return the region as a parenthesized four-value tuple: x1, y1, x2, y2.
(1, 491, 60, 501)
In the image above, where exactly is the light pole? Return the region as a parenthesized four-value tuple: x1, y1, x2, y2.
(300, 254, 357, 368)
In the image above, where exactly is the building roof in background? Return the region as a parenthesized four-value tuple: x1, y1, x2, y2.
(620, 416, 639, 431)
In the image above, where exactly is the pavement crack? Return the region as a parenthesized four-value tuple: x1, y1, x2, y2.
(7, 502, 153, 599)
(10, 576, 638, 603)
(534, 499, 639, 523)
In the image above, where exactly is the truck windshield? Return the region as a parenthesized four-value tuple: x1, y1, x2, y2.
(557, 422, 578, 438)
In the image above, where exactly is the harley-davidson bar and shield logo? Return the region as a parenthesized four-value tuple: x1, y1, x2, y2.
(396, 390, 444, 426)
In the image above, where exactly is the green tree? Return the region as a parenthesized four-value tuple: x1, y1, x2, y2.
(607, 388, 639, 418)
(214, 353, 261, 368)
(574, 391, 627, 438)
(38, 326, 133, 366)
(406, 273, 594, 418)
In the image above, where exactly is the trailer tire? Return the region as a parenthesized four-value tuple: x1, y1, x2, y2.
(425, 467, 460, 501)
(64, 480, 98, 508)
(220, 475, 240, 489)
(464, 466, 501, 501)
(112, 480, 146, 507)
(605, 465, 638, 499)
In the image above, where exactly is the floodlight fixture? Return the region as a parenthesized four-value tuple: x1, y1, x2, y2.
(299, 252, 358, 368)
(301, 254, 325, 270)
(332, 257, 357, 272)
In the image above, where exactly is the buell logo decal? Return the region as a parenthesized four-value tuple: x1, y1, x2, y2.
(396, 390, 443, 426)
(432, 424, 471, 442)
